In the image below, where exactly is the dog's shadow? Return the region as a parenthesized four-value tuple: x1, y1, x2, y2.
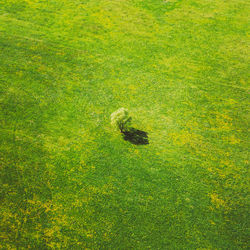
(122, 128, 149, 145)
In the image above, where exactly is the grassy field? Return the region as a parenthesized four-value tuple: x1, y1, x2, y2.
(0, 0, 249, 249)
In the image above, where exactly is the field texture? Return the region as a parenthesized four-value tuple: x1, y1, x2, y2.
(0, 0, 249, 249)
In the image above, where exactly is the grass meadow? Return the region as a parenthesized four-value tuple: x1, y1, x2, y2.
(0, 0, 249, 249)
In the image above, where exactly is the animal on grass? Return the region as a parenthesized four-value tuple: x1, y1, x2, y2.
(111, 108, 132, 133)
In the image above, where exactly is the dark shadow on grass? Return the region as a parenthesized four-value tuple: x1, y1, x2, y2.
(122, 128, 149, 145)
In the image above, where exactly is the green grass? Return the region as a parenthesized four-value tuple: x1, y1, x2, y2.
(0, 0, 249, 248)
